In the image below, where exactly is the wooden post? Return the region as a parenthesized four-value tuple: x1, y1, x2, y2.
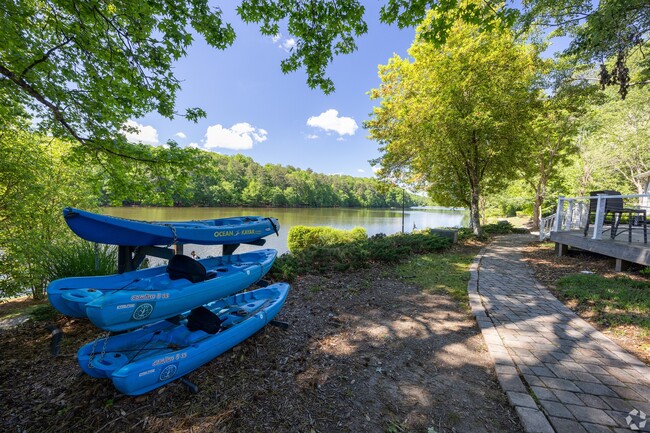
(117, 246, 136, 273)
(401, 188, 405, 234)
(555, 243, 569, 256)
(615, 258, 631, 272)
(223, 244, 240, 255)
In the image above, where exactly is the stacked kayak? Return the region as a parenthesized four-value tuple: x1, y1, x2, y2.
(63, 207, 280, 246)
(48, 249, 277, 332)
(78, 283, 290, 396)
(47, 207, 289, 395)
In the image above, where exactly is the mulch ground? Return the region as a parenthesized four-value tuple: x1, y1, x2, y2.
(0, 260, 523, 433)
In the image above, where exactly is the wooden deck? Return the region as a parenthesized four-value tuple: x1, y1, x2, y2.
(550, 227, 649, 270)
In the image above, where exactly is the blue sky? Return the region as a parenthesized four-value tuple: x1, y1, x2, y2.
(124, 3, 570, 178)
(124, 2, 416, 177)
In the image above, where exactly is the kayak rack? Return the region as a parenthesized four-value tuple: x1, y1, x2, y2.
(117, 238, 268, 273)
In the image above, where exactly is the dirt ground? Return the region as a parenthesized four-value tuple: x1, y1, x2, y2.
(520, 241, 650, 365)
(0, 264, 523, 433)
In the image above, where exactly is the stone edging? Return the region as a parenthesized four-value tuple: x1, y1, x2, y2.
(467, 247, 555, 433)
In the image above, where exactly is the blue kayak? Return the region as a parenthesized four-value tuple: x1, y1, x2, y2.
(77, 283, 290, 396)
(47, 249, 277, 332)
(63, 207, 280, 246)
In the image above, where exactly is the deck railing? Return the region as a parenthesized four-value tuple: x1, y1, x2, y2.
(539, 214, 556, 241)
(551, 193, 650, 240)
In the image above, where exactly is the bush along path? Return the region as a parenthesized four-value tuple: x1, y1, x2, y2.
(270, 229, 454, 281)
(469, 234, 650, 433)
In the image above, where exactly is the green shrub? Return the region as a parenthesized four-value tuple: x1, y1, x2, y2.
(640, 267, 650, 276)
(482, 220, 514, 234)
(455, 227, 476, 241)
(271, 230, 451, 281)
(287, 225, 367, 252)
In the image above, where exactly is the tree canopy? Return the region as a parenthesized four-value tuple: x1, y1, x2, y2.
(0, 0, 370, 158)
(3, 0, 645, 162)
(518, 0, 649, 98)
(367, 13, 539, 234)
(1, 0, 645, 185)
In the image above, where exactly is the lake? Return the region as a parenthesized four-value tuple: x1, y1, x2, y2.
(103, 206, 469, 256)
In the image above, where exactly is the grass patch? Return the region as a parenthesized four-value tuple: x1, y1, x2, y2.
(396, 251, 477, 308)
(556, 274, 650, 332)
(0, 297, 48, 320)
(29, 304, 58, 322)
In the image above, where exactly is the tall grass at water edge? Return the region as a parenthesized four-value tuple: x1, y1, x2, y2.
(43, 240, 118, 281)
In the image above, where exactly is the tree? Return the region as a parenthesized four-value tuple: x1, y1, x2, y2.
(520, 65, 598, 229)
(562, 50, 650, 196)
(376, 1, 649, 98)
(3, 0, 647, 162)
(0, 130, 96, 298)
(575, 83, 650, 195)
(367, 14, 539, 235)
(0, 0, 372, 158)
(518, 0, 650, 98)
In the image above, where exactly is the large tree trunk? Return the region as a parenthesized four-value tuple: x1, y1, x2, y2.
(470, 189, 482, 236)
(532, 193, 543, 231)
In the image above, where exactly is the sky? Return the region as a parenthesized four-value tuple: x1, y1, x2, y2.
(124, 2, 570, 178)
(124, 2, 416, 178)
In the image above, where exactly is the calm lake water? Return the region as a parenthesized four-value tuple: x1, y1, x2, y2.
(103, 207, 469, 256)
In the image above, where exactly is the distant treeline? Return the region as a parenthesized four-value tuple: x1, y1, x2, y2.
(100, 151, 429, 208)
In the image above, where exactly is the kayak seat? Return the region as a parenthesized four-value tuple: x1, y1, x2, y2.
(186, 306, 222, 334)
(167, 254, 207, 283)
(206, 270, 217, 280)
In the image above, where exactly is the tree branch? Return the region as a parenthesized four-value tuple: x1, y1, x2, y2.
(0, 64, 155, 163)
(20, 37, 72, 79)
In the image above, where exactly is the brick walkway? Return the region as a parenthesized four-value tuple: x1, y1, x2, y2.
(468, 234, 650, 433)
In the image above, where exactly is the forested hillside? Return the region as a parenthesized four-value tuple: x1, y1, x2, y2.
(98, 148, 426, 208)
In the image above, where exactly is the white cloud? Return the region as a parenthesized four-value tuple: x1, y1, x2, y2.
(337, 137, 345, 142)
(306, 134, 319, 140)
(122, 120, 159, 146)
(188, 142, 199, 148)
(357, 169, 365, 173)
(282, 38, 296, 52)
(204, 122, 268, 150)
(270, 33, 297, 53)
(175, 132, 187, 139)
(307, 109, 358, 136)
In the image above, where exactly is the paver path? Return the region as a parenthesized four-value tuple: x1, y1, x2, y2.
(469, 234, 650, 433)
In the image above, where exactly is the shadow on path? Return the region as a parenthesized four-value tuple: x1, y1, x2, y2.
(472, 234, 650, 433)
